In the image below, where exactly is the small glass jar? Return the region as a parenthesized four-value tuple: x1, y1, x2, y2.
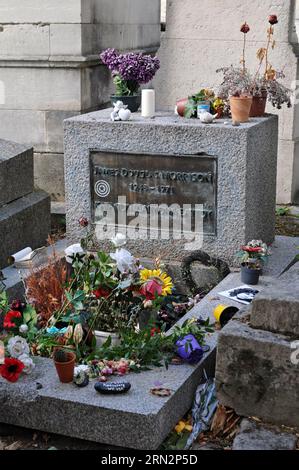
(197, 101, 210, 116)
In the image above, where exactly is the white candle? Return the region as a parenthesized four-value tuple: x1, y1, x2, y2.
(141, 89, 155, 118)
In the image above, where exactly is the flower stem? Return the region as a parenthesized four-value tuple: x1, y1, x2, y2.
(264, 27, 272, 78)
(242, 33, 246, 74)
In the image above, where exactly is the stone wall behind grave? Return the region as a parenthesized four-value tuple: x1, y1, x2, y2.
(155, 0, 299, 205)
(0, 0, 161, 201)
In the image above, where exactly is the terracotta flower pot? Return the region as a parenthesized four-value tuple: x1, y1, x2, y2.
(250, 92, 267, 117)
(229, 96, 253, 123)
(54, 351, 76, 383)
(176, 98, 188, 117)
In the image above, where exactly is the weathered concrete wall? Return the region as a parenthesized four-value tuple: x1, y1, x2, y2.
(155, 0, 299, 204)
(0, 0, 161, 201)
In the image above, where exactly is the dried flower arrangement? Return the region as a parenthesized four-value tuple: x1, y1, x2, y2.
(25, 242, 67, 328)
(217, 15, 292, 121)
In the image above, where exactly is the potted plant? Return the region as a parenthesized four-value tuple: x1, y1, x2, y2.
(53, 348, 76, 383)
(250, 15, 292, 116)
(100, 48, 160, 112)
(217, 22, 253, 122)
(217, 65, 253, 122)
(176, 88, 225, 118)
(237, 240, 270, 285)
(217, 17, 292, 120)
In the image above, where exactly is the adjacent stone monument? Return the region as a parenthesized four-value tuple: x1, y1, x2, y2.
(64, 110, 278, 264)
(0, 138, 51, 268)
(216, 264, 299, 428)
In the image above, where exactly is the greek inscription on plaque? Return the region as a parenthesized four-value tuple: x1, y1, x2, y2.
(91, 151, 217, 235)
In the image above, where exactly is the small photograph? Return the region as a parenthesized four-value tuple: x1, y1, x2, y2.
(218, 286, 260, 305)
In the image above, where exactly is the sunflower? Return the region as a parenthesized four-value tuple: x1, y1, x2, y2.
(139, 269, 173, 296)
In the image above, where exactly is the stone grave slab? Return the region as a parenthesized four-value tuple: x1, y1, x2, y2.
(0, 190, 51, 268)
(250, 278, 299, 336)
(216, 314, 299, 428)
(0, 138, 34, 206)
(0, 347, 216, 450)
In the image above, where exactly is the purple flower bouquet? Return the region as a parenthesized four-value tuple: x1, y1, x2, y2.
(175, 334, 204, 365)
(100, 48, 160, 111)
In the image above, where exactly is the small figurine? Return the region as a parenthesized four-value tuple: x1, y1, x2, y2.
(198, 110, 218, 124)
(110, 101, 131, 122)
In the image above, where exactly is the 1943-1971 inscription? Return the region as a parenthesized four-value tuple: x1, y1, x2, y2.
(90, 151, 217, 235)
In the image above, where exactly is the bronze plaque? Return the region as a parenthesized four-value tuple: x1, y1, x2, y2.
(90, 151, 217, 235)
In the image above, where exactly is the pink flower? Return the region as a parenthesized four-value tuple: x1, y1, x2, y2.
(140, 279, 162, 301)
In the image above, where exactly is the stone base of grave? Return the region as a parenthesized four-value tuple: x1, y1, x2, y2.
(64, 111, 278, 266)
(216, 265, 299, 429)
(0, 190, 51, 268)
(0, 352, 215, 450)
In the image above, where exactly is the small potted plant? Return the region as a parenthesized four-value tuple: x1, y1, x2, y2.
(100, 48, 160, 112)
(250, 15, 292, 116)
(217, 16, 292, 120)
(217, 22, 253, 122)
(53, 348, 76, 383)
(176, 88, 225, 118)
(217, 65, 253, 123)
(237, 240, 270, 285)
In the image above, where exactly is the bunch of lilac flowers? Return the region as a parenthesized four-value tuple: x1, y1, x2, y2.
(100, 48, 160, 95)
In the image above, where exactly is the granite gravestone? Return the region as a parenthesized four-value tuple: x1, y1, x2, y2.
(0, 138, 51, 269)
(64, 110, 278, 264)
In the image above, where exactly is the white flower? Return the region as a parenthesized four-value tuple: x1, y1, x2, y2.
(65, 243, 84, 264)
(74, 365, 90, 376)
(19, 324, 28, 334)
(110, 248, 135, 273)
(18, 354, 35, 374)
(73, 323, 83, 345)
(111, 233, 126, 248)
(64, 325, 73, 340)
(7, 336, 30, 358)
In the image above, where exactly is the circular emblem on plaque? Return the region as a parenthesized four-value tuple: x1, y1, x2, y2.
(95, 180, 111, 198)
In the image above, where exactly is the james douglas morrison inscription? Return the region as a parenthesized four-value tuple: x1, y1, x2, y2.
(91, 151, 217, 235)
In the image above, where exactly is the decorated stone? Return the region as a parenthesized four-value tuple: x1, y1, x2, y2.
(73, 370, 89, 388)
(94, 381, 131, 394)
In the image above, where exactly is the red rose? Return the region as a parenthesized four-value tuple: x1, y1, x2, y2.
(240, 22, 250, 34)
(93, 287, 111, 299)
(0, 357, 25, 383)
(140, 279, 162, 301)
(3, 310, 22, 329)
(78, 217, 89, 227)
(269, 15, 278, 25)
(117, 366, 128, 375)
(150, 327, 161, 337)
(241, 246, 263, 253)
